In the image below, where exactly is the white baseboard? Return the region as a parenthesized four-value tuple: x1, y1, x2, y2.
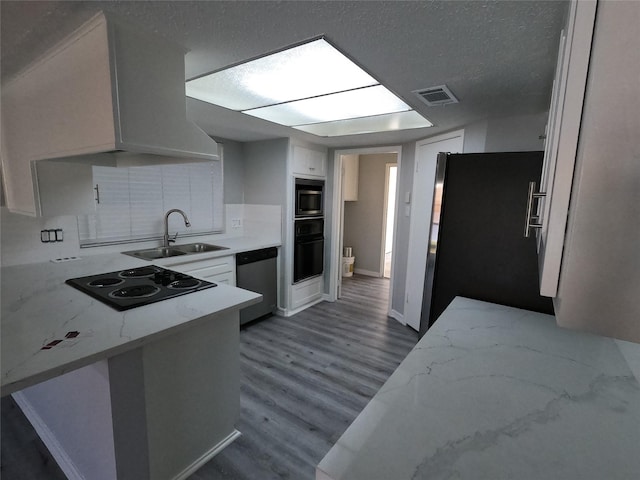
(173, 429, 241, 480)
(12, 392, 85, 480)
(389, 309, 406, 325)
(282, 297, 324, 317)
(353, 268, 380, 277)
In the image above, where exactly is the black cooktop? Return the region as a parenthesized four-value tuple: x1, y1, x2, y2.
(66, 265, 216, 311)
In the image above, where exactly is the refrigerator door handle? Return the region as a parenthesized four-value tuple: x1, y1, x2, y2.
(524, 181, 546, 238)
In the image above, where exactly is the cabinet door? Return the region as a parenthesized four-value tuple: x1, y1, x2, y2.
(166, 255, 236, 286)
(534, 0, 596, 297)
(206, 271, 235, 286)
(342, 154, 359, 201)
(292, 146, 326, 177)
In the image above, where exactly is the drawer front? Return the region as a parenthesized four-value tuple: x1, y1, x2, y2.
(167, 255, 234, 274)
(207, 271, 235, 286)
(291, 276, 323, 309)
(167, 255, 236, 286)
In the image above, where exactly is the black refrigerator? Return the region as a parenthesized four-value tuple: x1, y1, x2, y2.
(419, 152, 554, 337)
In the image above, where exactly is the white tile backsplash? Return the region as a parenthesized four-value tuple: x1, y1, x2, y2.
(1, 204, 282, 267)
(243, 204, 282, 242)
(1, 208, 81, 266)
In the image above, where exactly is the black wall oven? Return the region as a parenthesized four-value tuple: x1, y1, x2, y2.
(295, 178, 324, 217)
(294, 218, 324, 283)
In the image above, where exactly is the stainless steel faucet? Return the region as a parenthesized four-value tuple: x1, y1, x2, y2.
(163, 209, 191, 247)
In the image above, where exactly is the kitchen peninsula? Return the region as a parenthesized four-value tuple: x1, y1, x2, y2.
(318, 298, 640, 480)
(1, 250, 262, 480)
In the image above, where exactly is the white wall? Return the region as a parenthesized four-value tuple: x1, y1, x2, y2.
(243, 138, 289, 206)
(463, 112, 547, 153)
(484, 112, 548, 152)
(14, 361, 117, 480)
(462, 120, 488, 153)
(218, 138, 245, 204)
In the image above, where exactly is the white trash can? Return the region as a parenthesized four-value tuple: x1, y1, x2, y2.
(342, 256, 355, 277)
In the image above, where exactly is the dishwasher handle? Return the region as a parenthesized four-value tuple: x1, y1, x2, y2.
(236, 247, 278, 266)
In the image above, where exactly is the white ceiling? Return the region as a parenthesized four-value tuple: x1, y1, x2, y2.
(0, 0, 569, 148)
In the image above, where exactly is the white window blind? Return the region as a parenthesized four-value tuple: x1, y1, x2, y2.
(78, 160, 223, 246)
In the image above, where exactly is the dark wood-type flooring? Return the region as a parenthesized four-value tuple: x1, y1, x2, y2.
(1, 275, 418, 479)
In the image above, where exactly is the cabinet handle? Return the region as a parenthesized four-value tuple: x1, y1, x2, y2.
(94, 184, 100, 204)
(524, 181, 546, 238)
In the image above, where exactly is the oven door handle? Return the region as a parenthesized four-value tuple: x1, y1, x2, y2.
(294, 236, 324, 244)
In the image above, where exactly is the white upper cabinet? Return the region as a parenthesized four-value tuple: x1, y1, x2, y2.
(552, 0, 640, 343)
(0, 12, 218, 216)
(533, 0, 597, 297)
(342, 154, 359, 201)
(291, 145, 326, 178)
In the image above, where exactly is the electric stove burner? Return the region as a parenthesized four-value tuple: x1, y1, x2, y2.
(109, 285, 161, 298)
(66, 265, 216, 311)
(168, 278, 201, 289)
(119, 266, 161, 278)
(88, 277, 124, 288)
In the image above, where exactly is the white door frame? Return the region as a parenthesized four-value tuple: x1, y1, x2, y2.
(381, 163, 397, 278)
(329, 145, 402, 313)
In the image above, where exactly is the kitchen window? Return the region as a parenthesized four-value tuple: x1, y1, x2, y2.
(77, 158, 223, 247)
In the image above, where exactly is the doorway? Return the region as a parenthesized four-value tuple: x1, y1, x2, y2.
(329, 146, 402, 315)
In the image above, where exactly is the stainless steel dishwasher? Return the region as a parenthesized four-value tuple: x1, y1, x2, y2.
(236, 247, 278, 325)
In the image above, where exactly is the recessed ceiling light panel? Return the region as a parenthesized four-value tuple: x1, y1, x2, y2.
(186, 38, 433, 136)
(186, 39, 378, 111)
(243, 85, 411, 126)
(293, 111, 433, 137)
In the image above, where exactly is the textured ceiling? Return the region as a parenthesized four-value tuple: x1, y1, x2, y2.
(0, 0, 569, 147)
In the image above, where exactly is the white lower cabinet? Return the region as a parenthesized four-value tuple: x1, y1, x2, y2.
(291, 276, 324, 310)
(165, 255, 236, 286)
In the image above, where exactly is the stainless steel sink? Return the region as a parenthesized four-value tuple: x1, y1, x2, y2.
(122, 247, 188, 260)
(122, 243, 228, 260)
(174, 243, 229, 254)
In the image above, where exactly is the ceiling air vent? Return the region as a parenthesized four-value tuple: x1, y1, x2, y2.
(413, 85, 459, 106)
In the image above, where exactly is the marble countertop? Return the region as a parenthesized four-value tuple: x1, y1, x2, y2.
(0, 239, 274, 396)
(317, 297, 640, 480)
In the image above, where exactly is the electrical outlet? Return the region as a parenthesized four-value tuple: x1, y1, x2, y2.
(41, 228, 64, 242)
(231, 218, 242, 228)
(50, 256, 81, 263)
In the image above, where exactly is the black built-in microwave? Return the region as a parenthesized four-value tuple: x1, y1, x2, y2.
(295, 178, 324, 217)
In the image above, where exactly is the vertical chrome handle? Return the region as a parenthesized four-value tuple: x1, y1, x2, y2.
(524, 181, 546, 238)
(94, 184, 100, 204)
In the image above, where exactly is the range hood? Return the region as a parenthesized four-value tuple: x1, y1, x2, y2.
(1, 11, 219, 216)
